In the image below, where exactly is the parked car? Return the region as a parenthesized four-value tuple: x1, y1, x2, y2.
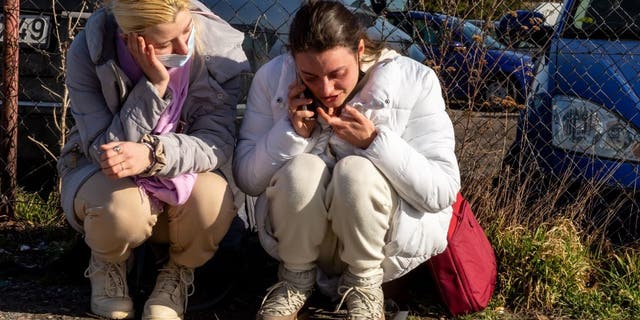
(495, 10, 548, 50)
(508, 0, 640, 241)
(203, 0, 426, 76)
(534, 1, 563, 27)
(385, 10, 535, 109)
(0, 0, 95, 193)
(493, 8, 557, 58)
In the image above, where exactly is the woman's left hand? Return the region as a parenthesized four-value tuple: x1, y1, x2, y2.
(99, 141, 153, 179)
(317, 105, 377, 149)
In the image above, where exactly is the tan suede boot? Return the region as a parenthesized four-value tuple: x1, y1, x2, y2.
(84, 254, 134, 319)
(142, 260, 194, 320)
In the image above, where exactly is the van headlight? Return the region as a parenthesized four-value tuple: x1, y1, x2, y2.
(552, 95, 640, 161)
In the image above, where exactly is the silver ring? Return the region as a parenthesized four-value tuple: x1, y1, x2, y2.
(120, 162, 125, 171)
(113, 145, 121, 153)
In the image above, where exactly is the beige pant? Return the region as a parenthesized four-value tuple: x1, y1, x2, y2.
(267, 154, 398, 278)
(73, 171, 236, 268)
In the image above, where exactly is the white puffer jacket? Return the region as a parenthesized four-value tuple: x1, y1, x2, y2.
(234, 52, 460, 282)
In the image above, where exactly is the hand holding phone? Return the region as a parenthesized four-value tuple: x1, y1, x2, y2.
(298, 87, 321, 120)
(287, 77, 318, 138)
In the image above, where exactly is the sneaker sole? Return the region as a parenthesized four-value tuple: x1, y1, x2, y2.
(89, 303, 134, 320)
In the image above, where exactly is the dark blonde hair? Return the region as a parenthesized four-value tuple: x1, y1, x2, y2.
(107, 0, 191, 33)
(106, 0, 205, 55)
(288, 0, 385, 62)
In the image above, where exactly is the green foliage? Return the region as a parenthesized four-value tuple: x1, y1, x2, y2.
(493, 219, 593, 312)
(453, 157, 640, 320)
(14, 189, 63, 226)
(597, 248, 640, 317)
(469, 215, 638, 320)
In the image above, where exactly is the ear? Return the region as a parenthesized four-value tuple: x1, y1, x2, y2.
(357, 39, 365, 57)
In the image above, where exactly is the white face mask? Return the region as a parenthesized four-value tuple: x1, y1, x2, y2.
(156, 25, 195, 68)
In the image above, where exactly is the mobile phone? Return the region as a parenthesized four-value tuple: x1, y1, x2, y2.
(302, 88, 321, 115)
(296, 71, 325, 119)
(300, 88, 321, 119)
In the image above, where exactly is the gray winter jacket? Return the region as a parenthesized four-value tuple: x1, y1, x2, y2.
(57, 0, 249, 231)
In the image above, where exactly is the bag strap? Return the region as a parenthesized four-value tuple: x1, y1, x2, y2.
(447, 192, 465, 239)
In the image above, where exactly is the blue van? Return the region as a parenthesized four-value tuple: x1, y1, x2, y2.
(513, 0, 640, 190)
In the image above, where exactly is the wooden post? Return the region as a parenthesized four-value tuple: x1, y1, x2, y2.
(1, 0, 20, 217)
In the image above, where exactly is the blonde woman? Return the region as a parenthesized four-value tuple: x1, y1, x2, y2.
(57, 0, 249, 319)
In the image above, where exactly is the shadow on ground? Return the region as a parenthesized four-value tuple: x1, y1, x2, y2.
(0, 217, 447, 320)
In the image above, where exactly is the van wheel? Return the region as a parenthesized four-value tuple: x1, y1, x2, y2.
(482, 77, 520, 111)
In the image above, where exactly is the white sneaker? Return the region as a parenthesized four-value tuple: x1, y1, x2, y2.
(336, 270, 385, 320)
(256, 265, 315, 320)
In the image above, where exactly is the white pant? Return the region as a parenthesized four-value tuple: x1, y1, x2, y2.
(267, 153, 398, 278)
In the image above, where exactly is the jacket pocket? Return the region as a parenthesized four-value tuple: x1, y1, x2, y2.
(57, 132, 84, 176)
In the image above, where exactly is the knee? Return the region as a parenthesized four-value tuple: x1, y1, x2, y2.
(84, 189, 154, 243)
(185, 172, 237, 226)
(274, 153, 327, 190)
(332, 156, 377, 196)
(268, 154, 327, 209)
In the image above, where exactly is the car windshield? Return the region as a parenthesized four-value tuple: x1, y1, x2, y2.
(564, 0, 640, 40)
(202, 0, 298, 29)
(458, 19, 506, 50)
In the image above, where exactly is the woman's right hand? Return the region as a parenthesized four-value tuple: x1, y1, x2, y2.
(127, 33, 170, 97)
(287, 81, 317, 138)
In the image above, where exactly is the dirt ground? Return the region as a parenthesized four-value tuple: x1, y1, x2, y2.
(0, 219, 446, 320)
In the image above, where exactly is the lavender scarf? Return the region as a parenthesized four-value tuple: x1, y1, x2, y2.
(116, 34, 197, 207)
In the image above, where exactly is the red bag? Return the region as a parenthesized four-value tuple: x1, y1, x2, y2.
(427, 193, 497, 315)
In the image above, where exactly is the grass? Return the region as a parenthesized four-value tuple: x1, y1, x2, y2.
(0, 188, 75, 272)
(451, 150, 640, 320)
(14, 188, 64, 226)
(3, 154, 640, 320)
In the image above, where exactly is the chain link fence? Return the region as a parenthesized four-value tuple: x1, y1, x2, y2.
(513, 0, 640, 244)
(0, 0, 95, 217)
(1, 0, 638, 243)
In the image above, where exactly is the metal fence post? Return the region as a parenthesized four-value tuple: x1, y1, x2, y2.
(1, 0, 20, 218)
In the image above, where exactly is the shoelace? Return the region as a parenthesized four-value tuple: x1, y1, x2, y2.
(259, 281, 308, 316)
(156, 264, 195, 311)
(84, 259, 127, 298)
(335, 285, 383, 318)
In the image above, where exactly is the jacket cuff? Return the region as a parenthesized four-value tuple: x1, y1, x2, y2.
(138, 134, 166, 177)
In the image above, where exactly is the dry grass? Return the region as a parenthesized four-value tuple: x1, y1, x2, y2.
(451, 126, 640, 319)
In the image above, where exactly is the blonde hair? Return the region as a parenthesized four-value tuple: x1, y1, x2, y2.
(107, 0, 191, 33)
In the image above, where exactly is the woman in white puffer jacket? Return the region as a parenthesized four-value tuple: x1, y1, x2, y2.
(233, 1, 460, 319)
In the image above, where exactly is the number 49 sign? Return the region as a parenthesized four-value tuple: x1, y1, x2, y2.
(0, 14, 51, 47)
